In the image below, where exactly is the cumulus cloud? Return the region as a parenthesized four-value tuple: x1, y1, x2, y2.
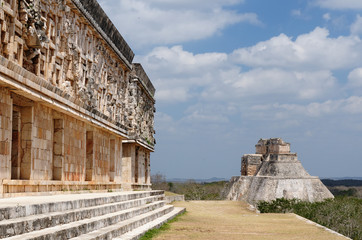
(138, 45, 338, 105)
(130, 19, 362, 142)
(136, 45, 228, 78)
(156, 87, 190, 103)
(229, 68, 336, 100)
(143, 0, 244, 9)
(351, 15, 362, 36)
(315, 0, 362, 9)
(183, 111, 229, 124)
(348, 68, 362, 87)
(137, 46, 231, 102)
(231, 27, 362, 70)
(249, 96, 362, 120)
(98, 0, 260, 49)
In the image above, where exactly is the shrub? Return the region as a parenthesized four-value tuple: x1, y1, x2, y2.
(256, 197, 362, 240)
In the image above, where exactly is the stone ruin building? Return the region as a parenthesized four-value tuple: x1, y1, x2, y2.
(223, 138, 334, 204)
(0, 0, 157, 197)
(0, 2, 185, 239)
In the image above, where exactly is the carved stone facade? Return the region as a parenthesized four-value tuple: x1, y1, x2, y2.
(0, 0, 155, 197)
(223, 138, 334, 204)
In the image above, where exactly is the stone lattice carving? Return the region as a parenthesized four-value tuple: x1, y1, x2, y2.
(128, 65, 156, 145)
(0, 0, 155, 146)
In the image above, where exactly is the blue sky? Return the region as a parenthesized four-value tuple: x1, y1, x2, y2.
(99, 0, 362, 179)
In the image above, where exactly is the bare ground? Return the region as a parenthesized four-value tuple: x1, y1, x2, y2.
(152, 201, 349, 240)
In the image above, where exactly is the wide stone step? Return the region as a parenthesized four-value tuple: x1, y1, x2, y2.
(5, 201, 166, 240)
(0, 195, 164, 238)
(0, 191, 164, 221)
(69, 205, 175, 240)
(119, 207, 186, 240)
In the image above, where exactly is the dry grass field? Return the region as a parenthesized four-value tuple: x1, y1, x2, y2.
(152, 201, 349, 240)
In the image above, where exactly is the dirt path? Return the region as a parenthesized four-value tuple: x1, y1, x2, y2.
(152, 201, 349, 240)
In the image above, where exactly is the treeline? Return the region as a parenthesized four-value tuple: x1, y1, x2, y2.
(322, 179, 362, 187)
(257, 197, 362, 240)
(151, 174, 227, 200)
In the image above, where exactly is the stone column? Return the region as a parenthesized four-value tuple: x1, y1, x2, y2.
(121, 143, 135, 188)
(20, 106, 33, 180)
(0, 88, 13, 181)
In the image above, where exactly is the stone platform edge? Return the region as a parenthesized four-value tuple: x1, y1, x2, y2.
(293, 214, 351, 240)
(165, 195, 185, 203)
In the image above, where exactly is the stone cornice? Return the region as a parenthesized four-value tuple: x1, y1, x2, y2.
(71, 0, 134, 69)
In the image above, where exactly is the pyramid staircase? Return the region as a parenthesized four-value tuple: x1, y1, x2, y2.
(0, 191, 185, 240)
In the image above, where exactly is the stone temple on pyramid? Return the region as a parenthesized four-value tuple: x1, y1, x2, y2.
(223, 138, 334, 204)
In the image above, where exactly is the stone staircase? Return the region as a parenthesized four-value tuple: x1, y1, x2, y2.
(0, 191, 185, 240)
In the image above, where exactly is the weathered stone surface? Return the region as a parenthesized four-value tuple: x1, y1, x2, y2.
(0, 191, 185, 239)
(0, 0, 154, 196)
(223, 138, 334, 204)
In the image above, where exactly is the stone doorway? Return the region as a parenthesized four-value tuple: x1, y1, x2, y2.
(135, 146, 139, 183)
(109, 139, 115, 182)
(53, 119, 64, 180)
(11, 108, 21, 179)
(86, 131, 94, 181)
(10, 103, 33, 180)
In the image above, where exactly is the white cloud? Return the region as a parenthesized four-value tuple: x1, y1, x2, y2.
(135, 27, 362, 145)
(142, 0, 244, 9)
(137, 46, 231, 102)
(156, 87, 190, 103)
(315, 0, 362, 9)
(348, 68, 362, 87)
(323, 13, 331, 21)
(183, 111, 229, 124)
(351, 15, 362, 36)
(137, 45, 228, 78)
(231, 27, 362, 70)
(98, 0, 261, 49)
(205, 68, 337, 101)
(344, 96, 362, 113)
(252, 96, 362, 119)
(139, 44, 338, 104)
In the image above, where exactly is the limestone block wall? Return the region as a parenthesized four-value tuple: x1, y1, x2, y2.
(255, 138, 290, 155)
(0, 0, 155, 196)
(92, 129, 123, 182)
(241, 154, 262, 176)
(122, 143, 134, 184)
(139, 148, 151, 185)
(0, 0, 156, 147)
(63, 115, 86, 182)
(2, 97, 132, 184)
(32, 104, 53, 180)
(224, 138, 334, 203)
(93, 131, 110, 182)
(137, 149, 146, 184)
(0, 88, 12, 180)
(145, 151, 150, 184)
(269, 153, 298, 162)
(110, 138, 123, 183)
(268, 144, 290, 154)
(121, 143, 151, 186)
